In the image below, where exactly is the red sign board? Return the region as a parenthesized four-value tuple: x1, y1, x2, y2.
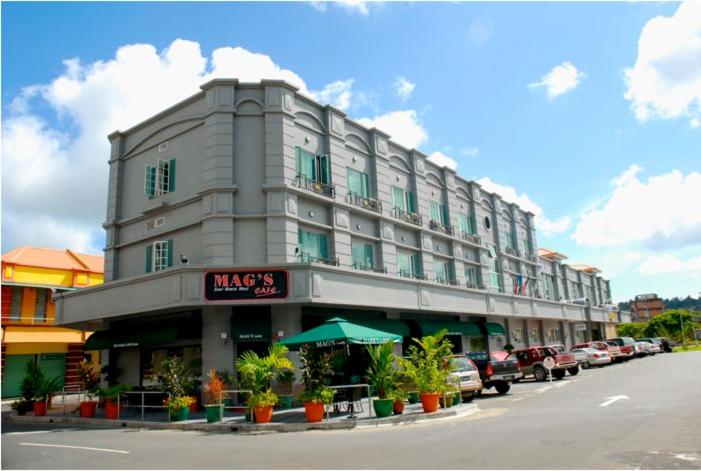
(204, 269, 288, 301)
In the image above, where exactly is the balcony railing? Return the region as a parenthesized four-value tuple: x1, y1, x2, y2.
(298, 252, 339, 266)
(352, 262, 388, 274)
(503, 246, 521, 258)
(346, 192, 382, 213)
(392, 207, 422, 226)
(459, 231, 481, 246)
(295, 174, 335, 198)
(399, 270, 427, 280)
(429, 220, 455, 236)
(526, 253, 539, 263)
(1, 316, 56, 326)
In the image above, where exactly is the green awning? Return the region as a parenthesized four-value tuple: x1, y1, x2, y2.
(415, 320, 481, 337)
(280, 317, 402, 349)
(353, 319, 411, 337)
(484, 322, 506, 337)
(84, 325, 178, 350)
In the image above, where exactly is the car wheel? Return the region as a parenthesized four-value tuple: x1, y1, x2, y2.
(567, 365, 580, 376)
(553, 369, 566, 380)
(463, 393, 475, 402)
(534, 366, 547, 382)
(582, 361, 591, 370)
(495, 382, 511, 395)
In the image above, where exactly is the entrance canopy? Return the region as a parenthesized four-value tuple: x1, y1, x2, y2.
(415, 320, 481, 337)
(280, 317, 402, 349)
(83, 316, 200, 350)
(483, 322, 506, 337)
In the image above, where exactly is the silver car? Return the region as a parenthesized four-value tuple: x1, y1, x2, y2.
(572, 347, 611, 368)
(635, 341, 654, 356)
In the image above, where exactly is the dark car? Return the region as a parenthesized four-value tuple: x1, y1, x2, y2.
(466, 351, 522, 394)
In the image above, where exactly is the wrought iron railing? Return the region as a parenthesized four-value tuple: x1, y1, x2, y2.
(352, 262, 388, 274)
(503, 246, 521, 257)
(526, 253, 539, 263)
(429, 219, 455, 236)
(298, 252, 340, 266)
(346, 192, 382, 213)
(295, 174, 335, 198)
(399, 270, 427, 280)
(392, 207, 422, 226)
(459, 231, 481, 246)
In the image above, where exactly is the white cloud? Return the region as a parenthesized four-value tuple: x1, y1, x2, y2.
(572, 165, 701, 249)
(393, 77, 415, 103)
(311, 79, 354, 111)
(466, 18, 494, 46)
(427, 151, 458, 171)
(461, 147, 479, 157)
(624, 2, 701, 127)
(476, 177, 572, 238)
(638, 254, 701, 277)
(310, 0, 371, 15)
(357, 110, 428, 149)
(528, 61, 585, 99)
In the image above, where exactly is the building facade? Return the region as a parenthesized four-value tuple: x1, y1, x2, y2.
(630, 293, 665, 321)
(56, 79, 631, 387)
(1, 246, 103, 397)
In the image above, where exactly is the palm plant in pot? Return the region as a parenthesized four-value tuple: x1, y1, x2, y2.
(400, 329, 453, 413)
(236, 343, 294, 424)
(19, 360, 42, 415)
(365, 342, 397, 418)
(202, 369, 226, 423)
(276, 370, 295, 409)
(390, 388, 408, 415)
(298, 345, 335, 423)
(32, 376, 60, 416)
(157, 356, 195, 422)
(78, 361, 100, 418)
(98, 385, 131, 419)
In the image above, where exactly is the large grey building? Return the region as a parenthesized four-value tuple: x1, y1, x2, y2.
(56, 79, 630, 386)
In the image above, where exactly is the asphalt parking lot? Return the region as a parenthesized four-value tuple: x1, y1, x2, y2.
(3, 350, 700, 470)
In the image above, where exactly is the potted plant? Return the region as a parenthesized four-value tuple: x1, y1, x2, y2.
(276, 370, 295, 410)
(19, 359, 43, 413)
(98, 385, 131, 420)
(391, 388, 407, 415)
(400, 330, 453, 414)
(185, 358, 202, 414)
(78, 361, 100, 418)
(365, 342, 396, 418)
(165, 396, 195, 422)
(34, 376, 62, 416)
(236, 343, 294, 424)
(298, 346, 335, 423)
(11, 400, 33, 416)
(202, 369, 225, 423)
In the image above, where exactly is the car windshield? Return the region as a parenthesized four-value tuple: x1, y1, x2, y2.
(468, 352, 489, 362)
(451, 357, 475, 372)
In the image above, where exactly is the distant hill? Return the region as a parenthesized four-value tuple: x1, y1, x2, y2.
(618, 296, 701, 312)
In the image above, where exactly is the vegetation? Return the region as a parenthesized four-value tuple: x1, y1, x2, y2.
(276, 370, 296, 395)
(202, 369, 226, 405)
(35, 376, 62, 402)
(248, 389, 278, 408)
(619, 296, 701, 312)
(399, 330, 453, 394)
(78, 361, 101, 400)
(618, 309, 699, 343)
(20, 360, 44, 403)
(365, 342, 396, 399)
(157, 356, 195, 398)
(98, 384, 131, 400)
(164, 396, 194, 414)
(298, 345, 335, 404)
(236, 343, 294, 410)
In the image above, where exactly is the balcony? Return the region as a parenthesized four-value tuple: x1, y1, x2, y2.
(352, 262, 388, 274)
(429, 220, 455, 236)
(346, 192, 382, 213)
(392, 207, 422, 226)
(399, 270, 427, 280)
(503, 246, 521, 258)
(459, 231, 481, 246)
(295, 174, 335, 198)
(525, 253, 539, 263)
(1, 316, 56, 326)
(298, 252, 339, 266)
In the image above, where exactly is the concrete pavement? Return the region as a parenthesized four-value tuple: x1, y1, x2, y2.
(2, 350, 700, 469)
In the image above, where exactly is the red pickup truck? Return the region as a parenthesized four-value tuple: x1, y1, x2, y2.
(511, 346, 579, 382)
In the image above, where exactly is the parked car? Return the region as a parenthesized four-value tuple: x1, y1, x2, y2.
(511, 346, 579, 381)
(548, 344, 586, 372)
(574, 341, 623, 362)
(466, 351, 522, 395)
(659, 337, 673, 353)
(635, 341, 654, 357)
(571, 347, 612, 368)
(637, 338, 663, 354)
(450, 355, 483, 402)
(609, 337, 636, 360)
(567, 347, 589, 366)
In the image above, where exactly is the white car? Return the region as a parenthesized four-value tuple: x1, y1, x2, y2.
(572, 347, 611, 368)
(635, 341, 654, 356)
(569, 348, 588, 365)
(638, 338, 663, 354)
(450, 356, 483, 402)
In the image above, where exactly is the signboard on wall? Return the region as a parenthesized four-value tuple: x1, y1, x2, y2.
(574, 323, 587, 331)
(204, 270, 288, 301)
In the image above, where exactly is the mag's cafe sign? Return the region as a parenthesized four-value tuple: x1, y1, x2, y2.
(204, 269, 288, 301)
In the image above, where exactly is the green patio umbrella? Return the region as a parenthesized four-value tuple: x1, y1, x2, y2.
(280, 317, 402, 349)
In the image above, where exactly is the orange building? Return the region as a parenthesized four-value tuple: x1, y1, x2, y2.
(631, 293, 665, 321)
(1, 246, 103, 398)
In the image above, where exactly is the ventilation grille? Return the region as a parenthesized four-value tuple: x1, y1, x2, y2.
(158, 142, 168, 152)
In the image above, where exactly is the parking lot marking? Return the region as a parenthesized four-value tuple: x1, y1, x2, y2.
(599, 395, 630, 407)
(5, 431, 53, 436)
(19, 442, 130, 454)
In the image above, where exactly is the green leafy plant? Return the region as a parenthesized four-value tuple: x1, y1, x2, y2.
(276, 370, 296, 395)
(78, 361, 101, 400)
(203, 369, 226, 405)
(20, 360, 44, 402)
(365, 342, 397, 399)
(164, 396, 195, 414)
(298, 345, 334, 404)
(98, 384, 132, 400)
(157, 356, 194, 398)
(390, 388, 408, 402)
(248, 389, 278, 408)
(399, 330, 453, 394)
(236, 343, 294, 395)
(11, 400, 33, 415)
(35, 376, 62, 402)
(299, 386, 335, 405)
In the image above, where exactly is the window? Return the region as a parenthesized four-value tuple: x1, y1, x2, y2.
(10, 287, 23, 320)
(347, 168, 370, 198)
(298, 229, 329, 261)
(397, 251, 421, 278)
(542, 274, 554, 300)
(487, 244, 501, 291)
(145, 159, 175, 198)
(464, 266, 478, 288)
(392, 187, 416, 214)
(296, 147, 330, 184)
(484, 216, 491, 230)
(145, 240, 173, 273)
(504, 230, 516, 250)
(434, 257, 453, 283)
(351, 241, 374, 269)
(34, 288, 47, 322)
(512, 328, 524, 343)
(429, 201, 449, 225)
(458, 214, 476, 235)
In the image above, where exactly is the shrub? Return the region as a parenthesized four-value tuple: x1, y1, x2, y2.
(164, 396, 195, 414)
(365, 342, 396, 399)
(78, 361, 101, 400)
(248, 389, 278, 408)
(20, 360, 44, 402)
(203, 369, 226, 405)
(157, 357, 194, 398)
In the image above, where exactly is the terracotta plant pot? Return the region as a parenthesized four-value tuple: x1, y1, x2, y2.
(303, 402, 325, 423)
(104, 399, 119, 420)
(393, 401, 405, 415)
(79, 401, 97, 418)
(189, 396, 199, 414)
(33, 401, 47, 416)
(420, 393, 440, 413)
(253, 405, 274, 423)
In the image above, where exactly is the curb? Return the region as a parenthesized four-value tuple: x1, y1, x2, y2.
(7, 404, 479, 434)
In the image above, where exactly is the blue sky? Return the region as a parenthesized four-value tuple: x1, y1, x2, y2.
(2, 1, 700, 302)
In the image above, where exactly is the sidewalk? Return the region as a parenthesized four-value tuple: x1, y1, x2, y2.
(7, 401, 479, 434)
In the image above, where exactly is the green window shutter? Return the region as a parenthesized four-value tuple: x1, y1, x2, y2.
(392, 187, 405, 211)
(397, 252, 409, 276)
(351, 243, 364, 266)
(434, 258, 445, 282)
(407, 191, 417, 213)
(361, 173, 370, 198)
(411, 254, 421, 276)
(430, 201, 440, 221)
(458, 214, 468, 233)
(168, 159, 176, 192)
(167, 239, 173, 267)
(468, 215, 476, 234)
(488, 245, 497, 258)
(144, 166, 156, 198)
(441, 205, 450, 225)
(347, 169, 361, 195)
(319, 155, 330, 184)
(145, 245, 153, 273)
(295, 147, 302, 175)
(318, 233, 328, 259)
(364, 244, 373, 267)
